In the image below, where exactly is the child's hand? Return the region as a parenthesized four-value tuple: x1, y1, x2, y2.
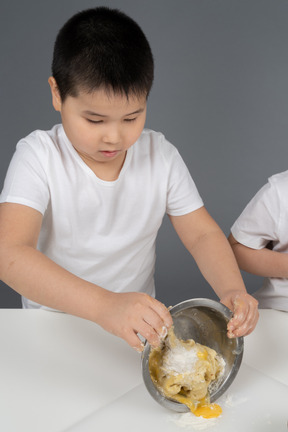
(96, 291, 173, 352)
(220, 291, 259, 338)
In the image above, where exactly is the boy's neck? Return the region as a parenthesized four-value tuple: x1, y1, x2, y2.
(78, 150, 127, 181)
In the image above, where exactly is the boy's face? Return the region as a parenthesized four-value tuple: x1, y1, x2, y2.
(48, 77, 147, 178)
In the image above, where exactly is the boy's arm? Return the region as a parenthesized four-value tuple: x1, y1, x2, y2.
(0, 203, 172, 351)
(228, 233, 288, 278)
(169, 207, 259, 337)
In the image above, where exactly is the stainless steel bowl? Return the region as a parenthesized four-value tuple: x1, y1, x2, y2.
(141, 298, 244, 412)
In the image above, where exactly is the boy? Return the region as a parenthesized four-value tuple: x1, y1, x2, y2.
(0, 7, 258, 352)
(229, 170, 288, 312)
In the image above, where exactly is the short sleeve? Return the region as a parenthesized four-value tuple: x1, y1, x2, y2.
(231, 180, 281, 250)
(0, 140, 50, 214)
(159, 138, 204, 216)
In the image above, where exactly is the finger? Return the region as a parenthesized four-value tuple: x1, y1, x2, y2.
(228, 308, 246, 330)
(146, 296, 173, 328)
(228, 293, 253, 328)
(230, 317, 257, 337)
(137, 320, 162, 348)
(143, 307, 169, 339)
(239, 302, 259, 336)
(228, 321, 250, 338)
(228, 297, 259, 337)
(124, 329, 145, 353)
(241, 300, 259, 330)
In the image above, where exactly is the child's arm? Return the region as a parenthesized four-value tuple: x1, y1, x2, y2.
(0, 203, 172, 352)
(169, 207, 259, 338)
(228, 233, 288, 278)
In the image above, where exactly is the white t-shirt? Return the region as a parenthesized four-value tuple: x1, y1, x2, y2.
(231, 170, 288, 311)
(0, 125, 203, 309)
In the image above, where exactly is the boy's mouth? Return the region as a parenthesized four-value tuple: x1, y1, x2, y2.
(100, 150, 119, 158)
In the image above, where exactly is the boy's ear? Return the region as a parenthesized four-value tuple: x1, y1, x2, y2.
(48, 77, 62, 112)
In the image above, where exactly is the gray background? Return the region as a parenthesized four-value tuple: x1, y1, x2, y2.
(1, 0, 288, 308)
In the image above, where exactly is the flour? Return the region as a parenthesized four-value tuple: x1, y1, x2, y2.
(162, 342, 198, 374)
(223, 393, 248, 407)
(169, 412, 220, 430)
(161, 335, 226, 388)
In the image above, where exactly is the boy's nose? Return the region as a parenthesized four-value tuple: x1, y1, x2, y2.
(102, 124, 121, 145)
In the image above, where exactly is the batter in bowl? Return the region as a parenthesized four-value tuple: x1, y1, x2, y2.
(149, 328, 225, 418)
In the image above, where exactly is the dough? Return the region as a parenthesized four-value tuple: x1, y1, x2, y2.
(149, 327, 225, 414)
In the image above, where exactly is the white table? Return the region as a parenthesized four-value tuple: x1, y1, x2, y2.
(0, 309, 287, 432)
(0, 310, 141, 432)
(243, 309, 288, 387)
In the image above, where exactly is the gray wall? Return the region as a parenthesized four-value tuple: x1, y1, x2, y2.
(1, 0, 288, 308)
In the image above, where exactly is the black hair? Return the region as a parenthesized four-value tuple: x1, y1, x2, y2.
(51, 7, 154, 100)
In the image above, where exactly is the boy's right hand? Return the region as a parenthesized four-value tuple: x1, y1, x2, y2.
(96, 291, 173, 352)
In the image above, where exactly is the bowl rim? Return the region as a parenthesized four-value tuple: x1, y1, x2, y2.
(141, 298, 244, 412)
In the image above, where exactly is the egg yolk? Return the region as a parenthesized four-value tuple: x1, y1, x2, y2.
(194, 402, 222, 418)
(197, 349, 208, 361)
(172, 394, 222, 419)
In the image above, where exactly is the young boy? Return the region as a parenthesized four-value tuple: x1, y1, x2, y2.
(229, 170, 288, 312)
(0, 7, 258, 352)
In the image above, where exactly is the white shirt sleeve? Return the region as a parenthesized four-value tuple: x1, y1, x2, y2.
(158, 137, 204, 216)
(231, 179, 281, 250)
(0, 138, 50, 215)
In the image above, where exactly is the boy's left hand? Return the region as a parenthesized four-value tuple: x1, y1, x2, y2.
(220, 291, 259, 338)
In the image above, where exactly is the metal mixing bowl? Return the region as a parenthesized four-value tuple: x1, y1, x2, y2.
(141, 298, 244, 412)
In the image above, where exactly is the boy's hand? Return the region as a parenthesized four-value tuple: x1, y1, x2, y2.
(96, 291, 173, 352)
(220, 291, 259, 338)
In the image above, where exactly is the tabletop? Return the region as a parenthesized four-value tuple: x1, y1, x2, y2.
(0, 308, 287, 432)
(0, 309, 141, 432)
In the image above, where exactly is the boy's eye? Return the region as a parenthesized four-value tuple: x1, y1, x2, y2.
(86, 117, 137, 124)
(124, 117, 136, 122)
(87, 119, 103, 124)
